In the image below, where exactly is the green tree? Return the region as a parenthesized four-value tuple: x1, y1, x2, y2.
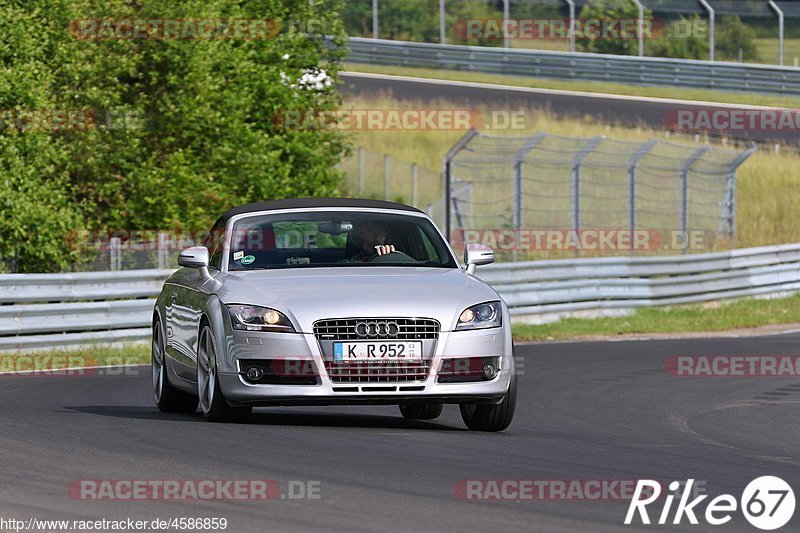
(1, 0, 350, 272)
(716, 15, 759, 62)
(0, 2, 87, 272)
(648, 15, 709, 60)
(576, 0, 652, 56)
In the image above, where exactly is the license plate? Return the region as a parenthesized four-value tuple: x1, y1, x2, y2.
(333, 341, 423, 362)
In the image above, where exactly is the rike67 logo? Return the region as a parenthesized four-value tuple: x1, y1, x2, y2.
(625, 477, 795, 530)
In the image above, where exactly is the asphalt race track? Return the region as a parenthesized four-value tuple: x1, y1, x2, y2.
(341, 72, 800, 144)
(2, 333, 799, 532)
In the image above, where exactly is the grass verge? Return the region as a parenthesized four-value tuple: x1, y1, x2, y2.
(512, 293, 800, 342)
(344, 62, 800, 109)
(0, 343, 149, 372)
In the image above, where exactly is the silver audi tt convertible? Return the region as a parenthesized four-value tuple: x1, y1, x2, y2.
(152, 198, 516, 431)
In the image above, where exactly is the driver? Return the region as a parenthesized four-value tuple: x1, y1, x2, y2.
(347, 223, 395, 262)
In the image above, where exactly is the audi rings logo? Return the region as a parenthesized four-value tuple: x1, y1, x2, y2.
(355, 321, 400, 338)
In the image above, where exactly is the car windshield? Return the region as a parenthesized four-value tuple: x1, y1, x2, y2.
(226, 211, 457, 270)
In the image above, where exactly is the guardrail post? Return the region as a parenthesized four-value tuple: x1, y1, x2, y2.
(109, 237, 122, 271)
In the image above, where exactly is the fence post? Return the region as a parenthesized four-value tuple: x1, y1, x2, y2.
(572, 136, 604, 255)
(632, 0, 644, 57)
(439, 0, 446, 44)
(110, 237, 122, 271)
(512, 133, 547, 259)
(503, 0, 510, 49)
(442, 129, 480, 242)
(372, 0, 378, 39)
(768, 1, 784, 66)
(699, 0, 715, 61)
(157, 232, 169, 269)
(412, 162, 418, 207)
(565, 0, 576, 52)
(358, 147, 365, 196)
(680, 146, 711, 254)
(627, 140, 657, 239)
(720, 144, 756, 242)
(384, 154, 390, 200)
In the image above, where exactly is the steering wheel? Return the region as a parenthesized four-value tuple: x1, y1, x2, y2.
(367, 250, 416, 264)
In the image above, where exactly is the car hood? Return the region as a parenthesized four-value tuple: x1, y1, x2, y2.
(215, 267, 500, 333)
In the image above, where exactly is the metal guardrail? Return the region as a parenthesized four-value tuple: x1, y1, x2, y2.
(346, 37, 800, 96)
(0, 243, 798, 351)
(478, 243, 800, 323)
(0, 270, 172, 352)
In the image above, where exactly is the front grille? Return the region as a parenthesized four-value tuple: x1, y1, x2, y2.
(313, 318, 440, 341)
(324, 360, 431, 383)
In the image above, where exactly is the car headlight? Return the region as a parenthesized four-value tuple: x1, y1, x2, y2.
(226, 304, 295, 333)
(456, 301, 502, 331)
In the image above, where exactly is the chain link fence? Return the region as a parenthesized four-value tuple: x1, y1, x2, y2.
(445, 131, 755, 259)
(339, 146, 445, 227)
(6, 136, 753, 272)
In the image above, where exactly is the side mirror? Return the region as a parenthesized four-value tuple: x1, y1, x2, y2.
(178, 246, 209, 268)
(464, 243, 494, 274)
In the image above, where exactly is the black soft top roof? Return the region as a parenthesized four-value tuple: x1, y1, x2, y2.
(219, 198, 424, 222)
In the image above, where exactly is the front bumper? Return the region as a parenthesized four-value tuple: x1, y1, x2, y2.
(219, 326, 513, 406)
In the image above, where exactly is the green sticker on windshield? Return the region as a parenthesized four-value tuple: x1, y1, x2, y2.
(241, 255, 255, 265)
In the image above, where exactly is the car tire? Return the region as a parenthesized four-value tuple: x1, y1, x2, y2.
(197, 324, 252, 422)
(459, 373, 516, 432)
(152, 319, 198, 413)
(399, 402, 444, 420)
